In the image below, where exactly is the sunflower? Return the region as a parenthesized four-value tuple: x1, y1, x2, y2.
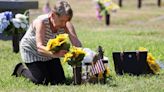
(63, 52, 73, 64)
(139, 47, 160, 74)
(56, 33, 68, 46)
(46, 33, 70, 52)
(63, 46, 86, 66)
(46, 39, 58, 51)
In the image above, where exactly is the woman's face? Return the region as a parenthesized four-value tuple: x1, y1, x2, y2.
(51, 13, 70, 28)
(58, 15, 70, 27)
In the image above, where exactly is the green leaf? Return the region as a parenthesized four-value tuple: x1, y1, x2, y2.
(61, 42, 70, 51)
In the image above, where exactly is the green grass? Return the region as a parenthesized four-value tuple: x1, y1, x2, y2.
(0, 0, 164, 92)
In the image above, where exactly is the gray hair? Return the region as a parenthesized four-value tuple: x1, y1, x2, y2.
(54, 0, 73, 20)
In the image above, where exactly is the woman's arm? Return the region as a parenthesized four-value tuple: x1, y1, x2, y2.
(65, 21, 82, 47)
(34, 19, 66, 58)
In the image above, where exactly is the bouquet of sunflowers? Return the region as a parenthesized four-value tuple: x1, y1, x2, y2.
(46, 33, 70, 52)
(63, 46, 86, 66)
(139, 47, 160, 74)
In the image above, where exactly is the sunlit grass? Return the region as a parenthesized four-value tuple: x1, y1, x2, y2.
(0, 0, 164, 92)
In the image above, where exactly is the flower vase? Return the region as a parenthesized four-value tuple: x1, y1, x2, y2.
(105, 11, 110, 26)
(73, 65, 82, 85)
(12, 29, 19, 53)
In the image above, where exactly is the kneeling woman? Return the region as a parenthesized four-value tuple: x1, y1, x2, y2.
(12, 0, 81, 85)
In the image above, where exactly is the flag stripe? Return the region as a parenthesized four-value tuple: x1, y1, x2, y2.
(90, 59, 105, 75)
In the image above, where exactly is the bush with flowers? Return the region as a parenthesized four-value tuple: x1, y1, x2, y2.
(0, 11, 29, 35)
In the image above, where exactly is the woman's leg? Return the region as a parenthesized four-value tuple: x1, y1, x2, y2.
(25, 62, 50, 85)
(46, 58, 66, 85)
(12, 63, 38, 84)
(13, 59, 66, 85)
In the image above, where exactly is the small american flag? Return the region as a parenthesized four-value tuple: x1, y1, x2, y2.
(90, 59, 105, 75)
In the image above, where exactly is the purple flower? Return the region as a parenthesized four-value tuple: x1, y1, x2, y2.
(104, 2, 111, 7)
(0, 11, 12, 33)
(3, 11, 13, 20)
(96, 10, 102, 20)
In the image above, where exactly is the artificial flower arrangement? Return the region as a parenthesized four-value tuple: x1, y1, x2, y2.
(80, 48, 110, 83)
(98, 66, 110, 79)
(139, 47, 160, 74)
(46, 33, 85, 66)
(63, 46, 86, 66)
(95, 0, 120, 20)
(0, 11, 29, 35)
(63, 46, 86, 85)
(46, 33, 70, 52)
(82, 48, 110, 77)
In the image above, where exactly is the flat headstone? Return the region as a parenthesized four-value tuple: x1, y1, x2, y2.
(0, 0, 38, 10)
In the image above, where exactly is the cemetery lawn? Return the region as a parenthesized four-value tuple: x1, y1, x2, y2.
(0, 0, 164, 92)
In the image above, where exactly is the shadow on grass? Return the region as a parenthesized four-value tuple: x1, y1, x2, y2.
(105, 77, 118, 87)
(64, 76, 119, 87)
(0, 34, 12, 40)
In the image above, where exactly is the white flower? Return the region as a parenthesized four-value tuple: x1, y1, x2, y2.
(103, 56, 109, 61)
(11, 18, 21, 28)
(20, 22, 27, 29)
(15, 14, 27, 20)
(2, 19, 10, 28)
(15, 14, 28, 23)
(82, 48, 96, 63)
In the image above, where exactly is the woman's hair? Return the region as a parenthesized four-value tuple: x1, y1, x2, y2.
(53, 0, 73, 20)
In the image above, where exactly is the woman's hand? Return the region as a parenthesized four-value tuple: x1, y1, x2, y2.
(52, 50, 68, 58)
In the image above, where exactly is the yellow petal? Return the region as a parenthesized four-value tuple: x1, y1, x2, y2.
(139, 47, 147, 51)
(46, 39, 54, 51)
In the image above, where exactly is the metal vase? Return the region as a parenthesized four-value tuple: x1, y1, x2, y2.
(73, 65, 82, 85)
(12, 29, 19, 53)
(105, 12, 110, 26)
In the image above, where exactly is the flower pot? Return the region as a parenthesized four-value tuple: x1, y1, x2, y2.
(73, 65, 82, 85)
